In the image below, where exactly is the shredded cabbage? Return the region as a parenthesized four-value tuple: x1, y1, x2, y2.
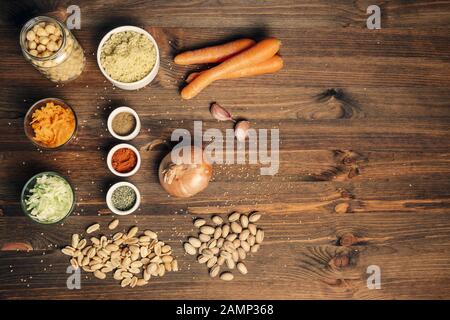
(25, 174, 73, 223)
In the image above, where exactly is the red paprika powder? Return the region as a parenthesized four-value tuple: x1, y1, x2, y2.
(112, 148, 137, 173)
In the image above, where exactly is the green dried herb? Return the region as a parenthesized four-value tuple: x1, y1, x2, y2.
(111, 186, 136, 211)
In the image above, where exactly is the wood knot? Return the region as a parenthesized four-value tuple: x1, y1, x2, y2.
(43, 7, 69, 22)
(1, 242, 33, 251)
(297, 88, 363, 120)
(339, 233, 359, 246)
(338, 188, 354, 200)
(334, 150, 367, 180)
(329, 254, 350, 268)
(312, 151, 367, 182)
(334, 202, 350, 214)
(322, 278, 345, 286)
(321, 88, 344, 100)
(97, 208, 111, 215)
(141, 139, 169, 152)
(336, 150, 367, 166)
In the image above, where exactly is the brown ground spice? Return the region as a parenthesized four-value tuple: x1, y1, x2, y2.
(112, 112, 136, 136)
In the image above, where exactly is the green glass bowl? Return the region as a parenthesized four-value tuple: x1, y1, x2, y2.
(21, 171, 76, 224)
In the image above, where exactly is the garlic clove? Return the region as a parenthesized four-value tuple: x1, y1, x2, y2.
(210, 103, 234, 122)
(234, 120, 250, 142)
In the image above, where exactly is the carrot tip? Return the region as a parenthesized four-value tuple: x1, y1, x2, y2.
(181, 89, 192, 100)
(174, 56, 182, 65)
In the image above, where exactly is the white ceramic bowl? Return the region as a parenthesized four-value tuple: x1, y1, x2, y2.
(107, 106, 141, 140)
(107, 143, 141, 177)
(97, 26, 160, 90)
(106, 181, 141, 215)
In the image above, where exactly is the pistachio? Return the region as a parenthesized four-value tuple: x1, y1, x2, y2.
(200, 225, 215, 235)
(241, 240, 250, 252)
(171, 260, 179, 272)
(188, 237, 202, 248)
(249, 212, 262, 223)
(121, 278, 131, 287)
(209, 265, 220, 278)
(199, 234, 211, 242)
(61, 247, 75, 256)
(94, 270, 106, 280)
(251, 244, 260, 253)
(255, 229, 264, 244)
(130, 277, 138, 288)
(248, 235, 256, 246)
(226, 258, 235, 270)
(184, 211, 264, 281)
(237, 262, 248, 275)
(71, 234, 80, 248)
(240, 215, 249, 228)
(70, 258, 79, 270)
(221, 224, 230, 238)
(228, 212, 240, 222)
(231, 221, 242, 234)
(86, 223, 100, 234)
(239, 229, 250, 241)
(144, 230, 158, 239)
(127, 226, 138, 238)
(198, 255, 209, 264)
(213, 227, 222, 239)
(91, 237, 100, 246)
(212, 215, 224, 225)
(108, 219, 119, 230)
(63, 224, 177, 288)
(193, 218, 206, 228)
(220, 272, 234, 281)
(248, 223, 257, 235)
(184, 242, 197, 255)
(77, 239, 87, 250)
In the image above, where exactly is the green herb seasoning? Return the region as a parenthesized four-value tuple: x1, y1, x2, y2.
(111, 186, 136, 211)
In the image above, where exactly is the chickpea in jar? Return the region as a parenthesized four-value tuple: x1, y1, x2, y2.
(20, 17, 85, 83)
(26, 21, 63, 57)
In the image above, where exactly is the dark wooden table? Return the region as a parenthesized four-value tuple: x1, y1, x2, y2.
(0, 0, 449, 300)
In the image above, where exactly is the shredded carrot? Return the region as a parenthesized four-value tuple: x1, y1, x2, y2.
(31, 102, 75, 148)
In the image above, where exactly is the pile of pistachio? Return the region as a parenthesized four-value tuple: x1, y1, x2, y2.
(184, 211, 264, 281)
(61, 220, 178, 288)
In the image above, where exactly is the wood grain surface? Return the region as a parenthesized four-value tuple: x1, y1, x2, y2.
(0, 0, 449, 300)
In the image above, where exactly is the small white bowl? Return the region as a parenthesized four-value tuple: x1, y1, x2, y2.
(97, 26, 160, 90)
(107, 143, 141, 177)
(107, 106, 141, 140)
(106, 181, 141, 215)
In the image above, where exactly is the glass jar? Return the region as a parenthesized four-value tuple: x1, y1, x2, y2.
(20, 16, 85, 83)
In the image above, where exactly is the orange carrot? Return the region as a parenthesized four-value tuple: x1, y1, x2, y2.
(181, 38, 281, 99)
(185, 55, 283, 83)
(174, 38, 256, 65)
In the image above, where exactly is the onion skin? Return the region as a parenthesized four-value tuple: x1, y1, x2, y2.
(158, 147, 213, 198)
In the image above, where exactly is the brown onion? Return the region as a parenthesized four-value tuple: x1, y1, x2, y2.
(158, 146, 213, 198)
